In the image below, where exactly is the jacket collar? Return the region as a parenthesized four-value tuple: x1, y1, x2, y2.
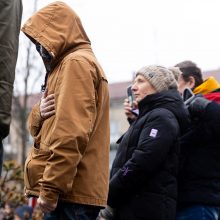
(193, 76, 220, 95)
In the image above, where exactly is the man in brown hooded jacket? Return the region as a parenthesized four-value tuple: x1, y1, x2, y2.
(21, 2, 110, 219)
(0, 0, 22, 175)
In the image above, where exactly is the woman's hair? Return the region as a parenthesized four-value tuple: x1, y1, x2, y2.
(168, 66, 182, 81)
(175, 60, 203, 88)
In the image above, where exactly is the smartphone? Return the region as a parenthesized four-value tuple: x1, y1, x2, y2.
(182, 87, 195, 105)
(127, 85, 139, 116)
(127, 85, 134, 108)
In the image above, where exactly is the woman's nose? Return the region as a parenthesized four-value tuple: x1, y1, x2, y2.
(131, 84, 136, 91)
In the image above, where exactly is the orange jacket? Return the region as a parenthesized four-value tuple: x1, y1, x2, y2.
(22, 1, 110, 207)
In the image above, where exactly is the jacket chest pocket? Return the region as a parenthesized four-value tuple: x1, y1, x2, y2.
(24, 147, 51, 190)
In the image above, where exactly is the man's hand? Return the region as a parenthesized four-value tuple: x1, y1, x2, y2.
(97, 216, 106, 220)
(40, 88, 55, 119)
(37, 197, 57, 213)
(97, 206, 115, 220)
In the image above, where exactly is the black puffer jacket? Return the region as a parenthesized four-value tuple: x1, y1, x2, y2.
(178, 100, 220, 207)
(108, 90, 190, 220)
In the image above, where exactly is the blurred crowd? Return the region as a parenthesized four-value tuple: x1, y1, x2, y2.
(0, 203, 43, 220)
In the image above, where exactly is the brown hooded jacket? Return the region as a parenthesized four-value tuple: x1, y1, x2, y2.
(22, 1, 110, 207)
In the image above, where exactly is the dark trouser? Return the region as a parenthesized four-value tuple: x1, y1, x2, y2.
(44, 202, 101, 220)
(176, 205, 220, 220)
(0, 139, 3, 177)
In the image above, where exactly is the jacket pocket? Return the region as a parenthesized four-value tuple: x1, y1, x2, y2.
(24, 147, 51, 190)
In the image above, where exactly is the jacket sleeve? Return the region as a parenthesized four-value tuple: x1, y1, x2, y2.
(205, 102, 220, 136)
(0, 0, 22, 138)
(180, 101, 220, 150)
(27, 102, 44, 138)
(40, 59, 97, 203)
(108, 109, 179, 207)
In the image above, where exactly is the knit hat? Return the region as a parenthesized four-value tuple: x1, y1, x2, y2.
(136, 65, 179, 92)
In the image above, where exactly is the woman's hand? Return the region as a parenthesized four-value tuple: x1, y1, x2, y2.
(40, 88, 55, 119)
(124, 98, 138, 120)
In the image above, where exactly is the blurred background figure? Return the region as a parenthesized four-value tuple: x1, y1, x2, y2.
(0, 203, 14, 220)
(14, 205, 33, 220)
(31, 205, 44, 220)
(0, 0, 23, 175)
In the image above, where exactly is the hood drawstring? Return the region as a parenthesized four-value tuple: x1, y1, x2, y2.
(35, 43, 52, 92)
(41, 72, 49, 92)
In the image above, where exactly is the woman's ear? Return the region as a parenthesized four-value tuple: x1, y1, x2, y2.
(188, 76, 196, 89)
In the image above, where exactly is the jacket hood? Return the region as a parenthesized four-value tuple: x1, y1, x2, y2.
(21, 1, 91, 61)
(193, 76, 220, 95)
(138, 89, 190, 135)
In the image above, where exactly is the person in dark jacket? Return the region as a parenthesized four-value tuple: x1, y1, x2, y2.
(175, 60, 220, 103)
(0, 0, 22, 175)
(174, 60, 220, 220)
(98, 65, 190, 220)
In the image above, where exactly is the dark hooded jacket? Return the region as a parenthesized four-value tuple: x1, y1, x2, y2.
(178, 98, 220, 207)
(0, 0, 22, 138)
(107, 90, 190, 220)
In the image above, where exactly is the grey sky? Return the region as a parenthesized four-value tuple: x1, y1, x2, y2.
(21, 0, 220, 83)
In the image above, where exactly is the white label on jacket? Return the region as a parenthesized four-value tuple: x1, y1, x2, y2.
(150, 128, 158, 137)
